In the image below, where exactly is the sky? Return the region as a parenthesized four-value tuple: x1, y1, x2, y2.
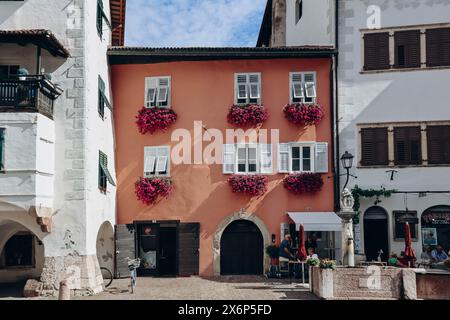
(125, 0, 267, 47)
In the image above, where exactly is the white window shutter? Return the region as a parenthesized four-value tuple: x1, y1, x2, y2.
(156, 156, 168, 173)
(315, 142, 328, 173)
(144, 147, 158, 175)
(305, 82, 317, 98)
(223, 144, 236, 174)
(278, 143, 290, 173)
(260, 144, 272, 174)
(145, 77, 158, 108)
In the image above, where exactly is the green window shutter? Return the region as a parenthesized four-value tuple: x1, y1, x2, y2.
(98, 75, 105, 118)
(0, 129, 4, 170)
(99, 150, 116, 188)
(97, 0, 104, 37)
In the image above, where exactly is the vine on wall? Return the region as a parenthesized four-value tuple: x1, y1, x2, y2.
(351, 185, 396, 224)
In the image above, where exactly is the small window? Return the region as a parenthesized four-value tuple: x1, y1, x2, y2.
(295, 0, 303, 24)
(98, 75, 112, 119)
(144, 146, 170, 177)
(145, 77, 171, 108)
(360, 128, 389, 166)
(290, 73, 316, 104)
(363, 32, 390, 71)
(393, 211, 418, 240)
(394, 30, 421, 69)
(394, 126, 421, 166)
(426, 27, 450, 67)
(278, 143, 319, 173)
(0, 65, 19, 79)
(0, 129, 4, 171)
(98, 151, 115, 192)
(223, 144, 272, 174)
(427, 125, 450, 165)
(3, 234, 34, 268)
(235, 73, 261, 105)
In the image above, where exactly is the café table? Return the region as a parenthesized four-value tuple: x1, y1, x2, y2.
(288, 260, 307, 284)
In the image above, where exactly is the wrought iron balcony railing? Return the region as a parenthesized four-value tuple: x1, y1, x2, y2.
(0, 75, 63, 119)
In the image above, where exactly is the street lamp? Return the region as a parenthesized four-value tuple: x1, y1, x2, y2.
(340, 151, 356, 190)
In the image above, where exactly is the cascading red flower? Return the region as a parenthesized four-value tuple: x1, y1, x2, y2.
(227, 104, 269, 127)
(228, 175, 268, 196)
(283, 173, 323, 194)
(136, 107, 178, 134)
(135, 177, 173, 205)
(283, 103, 324, 126)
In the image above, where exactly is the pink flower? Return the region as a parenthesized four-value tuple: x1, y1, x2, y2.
(228, 175, 268, 196)
(283, 173, 323, 195)
(283, 103, 324, 126)
(136, 107, 178, 134)
(135, 177, 173, 205)
(227, 105, 269, 128)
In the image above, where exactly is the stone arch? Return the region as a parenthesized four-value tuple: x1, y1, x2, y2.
(96, 221, 115, 274)
(212, 210, 270, 276)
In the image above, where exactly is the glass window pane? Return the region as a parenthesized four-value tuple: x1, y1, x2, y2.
(292, 159, 301, 171)
(248, 163, 257, 172)
(292, 147, 300, 159)
(238, 163, 246, 172)
(248, 147, 257, 160)
(302, 146, 311, 159)
(238, 148, 246, 160)
(303, 159, 311, 171)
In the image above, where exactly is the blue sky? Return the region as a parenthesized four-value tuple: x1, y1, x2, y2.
(125, 0, 267, 47)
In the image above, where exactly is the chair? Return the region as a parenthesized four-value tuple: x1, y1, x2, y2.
(278, 256, 290, 278)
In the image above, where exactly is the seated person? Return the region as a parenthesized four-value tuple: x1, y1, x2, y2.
(279, 234, 296, 260)
(306, 247, 318, 260)
(388, 252, 406, 268)
(431, 244, 448, 263)
(420, 245, 432, 261)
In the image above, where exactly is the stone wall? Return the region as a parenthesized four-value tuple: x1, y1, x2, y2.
(416, 273, 450, 300)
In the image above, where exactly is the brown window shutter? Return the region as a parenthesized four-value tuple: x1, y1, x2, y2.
(394, 126, 421, 166)
(395, 30, 421, 68)
(364, 32, 390, 70)
(361, 128, 388, 166)
(427, 125, 450, 164)
(426, 28, 450, 67)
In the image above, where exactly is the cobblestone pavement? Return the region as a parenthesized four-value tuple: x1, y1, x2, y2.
(79, 276, 318, 300)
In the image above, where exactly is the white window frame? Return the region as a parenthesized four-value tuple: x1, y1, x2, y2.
(144, 146, 171, 177)
(223, 144, 272, 175)
(236, 144, 259, 174)
(288, 143, 315, 173)
(235, 73, 261, 105)
(289, 72, 317, 104)
(144, 76, 171, 108)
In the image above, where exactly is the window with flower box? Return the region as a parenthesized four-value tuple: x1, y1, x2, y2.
(278, 142, 328, 173)
(235, 73, 261, 105)
(144, 146, 171, 177)
(290, 72, 317, 104)
(145, 76, 171, 108)
(223, 144, 272, 174)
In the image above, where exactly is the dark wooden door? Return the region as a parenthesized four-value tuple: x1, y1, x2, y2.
(178, 223, 200, 276)
(115, 224, 135, 278)
(137, 223, 160, 276)
(220, 220, 263, 275)
(364, 207, 389, 261)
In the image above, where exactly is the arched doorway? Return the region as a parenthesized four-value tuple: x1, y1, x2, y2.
(422, 206, 450, 251)
(96, 221, 114, 275)
(220, 220, 263, 275)
(364, 206, 389, 261)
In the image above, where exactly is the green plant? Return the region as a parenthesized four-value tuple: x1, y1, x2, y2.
(306, 257, 320, 267)
(351, 185, 396, 224)
(319, 259, 336, 270)
(265, 245, 279, 258)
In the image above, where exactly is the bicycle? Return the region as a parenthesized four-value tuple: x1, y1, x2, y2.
(126, 257, 141, 294)
(100, 267, 113, 288)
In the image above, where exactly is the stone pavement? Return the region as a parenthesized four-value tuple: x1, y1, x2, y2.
(78, 276, 318, 300)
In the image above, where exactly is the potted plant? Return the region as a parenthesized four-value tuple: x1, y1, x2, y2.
(319, 259, 337, 270)
(265, 245, 280, 265)
(306, 257, 320, 267)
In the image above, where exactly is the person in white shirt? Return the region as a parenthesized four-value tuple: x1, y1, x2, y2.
(307, 247, 318, 260)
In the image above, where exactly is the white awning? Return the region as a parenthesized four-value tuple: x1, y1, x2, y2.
(287, 212, 342, 232)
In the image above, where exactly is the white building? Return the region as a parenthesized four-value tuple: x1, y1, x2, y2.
(336, 0, 450, 262)
(0, 0, 125, 295)
(258, 0, 450, 262)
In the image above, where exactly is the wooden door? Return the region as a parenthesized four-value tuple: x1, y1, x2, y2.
(178, 223, 200, 276)
(114, 224, 135, 278)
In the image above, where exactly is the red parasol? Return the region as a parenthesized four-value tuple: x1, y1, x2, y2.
(297, 224, 307, 261)
(404, 222, 416, 265)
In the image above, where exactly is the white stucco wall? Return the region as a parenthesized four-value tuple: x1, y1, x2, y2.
(338, 0, 450, 255)
(286, 0, 335, 47)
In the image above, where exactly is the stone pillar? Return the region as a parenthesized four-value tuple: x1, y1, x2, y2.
(272, 0, 287, 47)
(337, 189, 357, 267)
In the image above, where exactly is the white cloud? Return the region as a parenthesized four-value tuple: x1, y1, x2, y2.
(125, 0, 267, 47)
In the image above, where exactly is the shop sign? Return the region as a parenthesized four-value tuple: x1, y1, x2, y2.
(422, 212, 450, 225)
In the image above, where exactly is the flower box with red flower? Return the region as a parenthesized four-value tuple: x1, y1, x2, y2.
(135, 177, 173, 205)
(283, 103, 324, 126)
(136, 106, 178, 134)
(227, 104, 269, 128)
(228, 174, 268, 196)
(283, 172, 323, 195)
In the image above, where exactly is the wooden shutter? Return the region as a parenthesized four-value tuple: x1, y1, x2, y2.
(223, 144, 236, 174)
(259, 144, 273, 174)
(278, 143, 290, 173)
(427, 125, 450, 164)
(395, 30, 421, 68)
(315, 142, 328, 173)
(427, 28, 450, 67)
(360, 128, 389, 166)
(115, 224, 136, 278)
(394, 126, 421, 166)
(364, 32, 390, 70)
(178, 223, 200, 276)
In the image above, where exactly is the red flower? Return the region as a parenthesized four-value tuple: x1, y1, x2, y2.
(283, 173, 323, 194)
(227, 104, 269, 128)
(283, 103, 324, 126)
(135, 177, 173, 205)
(228, 175, 268, 196)
(136, 107, 178, 134)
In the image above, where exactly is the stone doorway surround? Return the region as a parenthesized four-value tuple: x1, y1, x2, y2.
(212, 209, 270, 276)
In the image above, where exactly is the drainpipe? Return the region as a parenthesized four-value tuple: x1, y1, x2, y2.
(333, 0, 341, 211)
